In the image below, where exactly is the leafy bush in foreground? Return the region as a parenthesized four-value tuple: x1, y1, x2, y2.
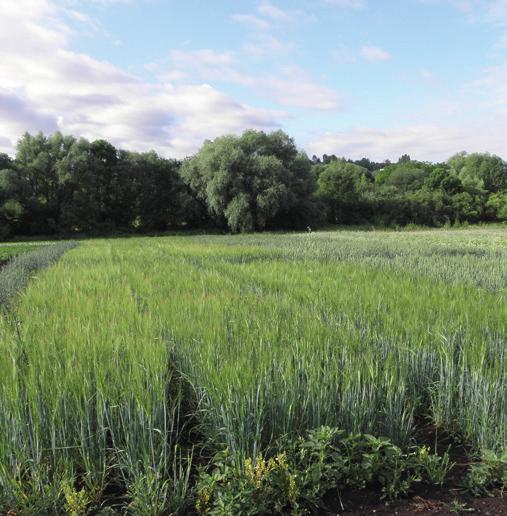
(463, 449, 507, 496)
(0, 241, 77, 306)
(196, 427, 455, 515)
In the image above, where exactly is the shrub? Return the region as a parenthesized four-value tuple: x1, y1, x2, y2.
(463, 449, 507, 496)
(195, 427, 455, 515)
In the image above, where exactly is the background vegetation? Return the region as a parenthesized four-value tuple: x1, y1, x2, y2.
(0, 130, 506, 238)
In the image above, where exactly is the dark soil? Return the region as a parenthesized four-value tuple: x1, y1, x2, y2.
(320, 422, 506, 515)
(321, 485, 505, 515)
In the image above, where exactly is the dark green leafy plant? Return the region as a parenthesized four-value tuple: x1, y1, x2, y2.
(416, 445, 455, 486)
(463, 450, 507, 496)
(195, 427, 458, 515)
(196, 449, 297, 515)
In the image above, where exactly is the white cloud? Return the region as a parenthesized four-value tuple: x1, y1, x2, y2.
(0, 0, 283, 157)
(420, 0, 507, 47)
(231, 13, 272, 31)
(255, 66, 343, 110)
(472, 62, 507, 105)
(232, 1, 309, 32)
(0, 90, 59, 137)
(3, 0, 502, 164)
(152, 49, 245, 84)
(419, 68, 438, 82)
(243, 34, 293, 58)
(308, 52, 507, 161)
(257, 1, 291, 21)
(360, 45, 391, 61)
(325, 0, 364, 8)
(170, 49, 235, 67)
(80, 0, 133, 5)
(331, 45, 358, 64)
(159, 50, 342, 111)
(307, 120, 507, 162)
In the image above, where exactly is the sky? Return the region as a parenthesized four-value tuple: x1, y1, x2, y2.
(1, 0, 507, 162)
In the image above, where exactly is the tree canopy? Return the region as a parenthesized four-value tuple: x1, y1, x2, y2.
(0, 130, 505, 238)
(180, 130, 316, 232)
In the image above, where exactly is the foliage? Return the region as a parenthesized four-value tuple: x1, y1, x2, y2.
(448, 152, 507, 192)
(416, 446, 454, 486)
(196, 450, 296, 515)
(1, 131, 507, 236)
(181, 129, 316, 232)
(196, 428, 456, 515)
(63, 484, 91, 516)
(462, 449, 507, 496)
(486, 191, 507, 221)
(315, 160, 373, 223)
(448, 499, 475, 513)
(1, 131, 198, 236)
(380, 161, 433, 191)
(316, 153, 506, 227)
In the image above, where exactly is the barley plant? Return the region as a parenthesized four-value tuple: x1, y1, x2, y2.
(0, 241, 77, 306)
(0, 242, 48, 262)
(0, 227, 505, 513)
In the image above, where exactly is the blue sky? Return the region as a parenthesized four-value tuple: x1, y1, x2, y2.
(1, 0, 507, 161)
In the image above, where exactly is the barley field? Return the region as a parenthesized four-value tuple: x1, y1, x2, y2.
(0, 242, 49, 262)
(0, 228, 505, 513)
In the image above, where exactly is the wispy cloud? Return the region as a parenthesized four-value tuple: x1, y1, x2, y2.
(472, 62, 507, 106)
(331, 45, 358, 64)
(82, 0, 133, 5)
(257, 1, 291, 21)
(243, 34, 293, 58)
(232, 1, 309, 31)
(325, 0, 364, 8)
(1, 0, 504, 163)
(170, 49, 234, 67)
(0, 0, 283, 157)
(231, 13, 272, 31)
(307, 120, 507, 162)
(361, 45, 391, 61)
(420, 0, 507, 47)
(255, 66, 343, 110)
(160, 50, 342, 111)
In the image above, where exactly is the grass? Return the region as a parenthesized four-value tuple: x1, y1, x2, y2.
(0, 242, 77, 307)
(0, 242, 50, 262)
(0, 227, 505, 513)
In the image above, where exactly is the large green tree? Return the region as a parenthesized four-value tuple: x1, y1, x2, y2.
(15, 132, 75, 233)
(0, 155, 26, 238)
(448, 152, 507, 193)
(181, 130, 316, 232)
(58, 138, 141, 232)
(486, 191, 507, 221)
(124, 151, 197, 231)
(1, 130, 506, 237)
(315, 161, 373, 224)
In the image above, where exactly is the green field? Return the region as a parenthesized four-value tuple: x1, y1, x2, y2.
(0, 242, 48, 262)
(0, 228, 505, 513)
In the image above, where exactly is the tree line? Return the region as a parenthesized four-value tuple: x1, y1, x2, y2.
(0, 129, 506, 238)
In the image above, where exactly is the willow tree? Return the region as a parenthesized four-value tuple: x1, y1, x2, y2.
(181, 130, 316, 232)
